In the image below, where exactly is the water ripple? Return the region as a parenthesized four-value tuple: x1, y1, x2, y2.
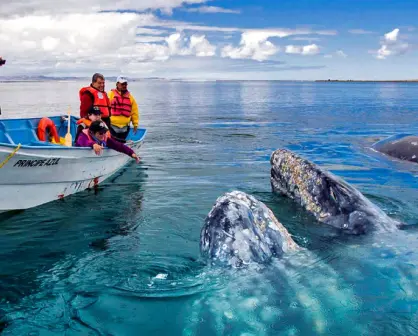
(1, 81, 418, 335)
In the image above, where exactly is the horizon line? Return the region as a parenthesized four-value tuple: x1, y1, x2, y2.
(1, 76, 418, 83)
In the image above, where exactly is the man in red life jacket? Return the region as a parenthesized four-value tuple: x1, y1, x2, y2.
(79, 73, 111, 129)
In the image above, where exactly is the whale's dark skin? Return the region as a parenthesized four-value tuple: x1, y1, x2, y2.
(270, 148, 400, 235)
(200, 191, 299, 268)
(372, 135, 418, 164)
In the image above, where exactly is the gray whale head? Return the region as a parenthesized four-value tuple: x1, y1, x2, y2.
(200, 191, 299, 267)
(372, 134, 418, 164)
(270, 148, 399, 235)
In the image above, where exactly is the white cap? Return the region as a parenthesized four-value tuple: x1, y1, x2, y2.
(116, 75, 128, 84)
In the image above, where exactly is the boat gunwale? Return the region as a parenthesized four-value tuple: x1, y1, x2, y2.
(0, 132, 146, 151)
(0, 115, 147, 151)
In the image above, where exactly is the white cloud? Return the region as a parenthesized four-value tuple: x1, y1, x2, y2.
(0, 13, 149, 60)
(136, 36, 168, 43)
(336, 50, 347, 57)
(221, 32, 279, 61)
(155, 22, 240, 33)
(220, 29, 333, 61)
(291, 37, 321, 42)
(285, 44, 320, 55)
(324, 50, 347, 58)
(348, 29, 374, 35)
(0, 11, 219, 77)
(166, 32, 189, 55)
(302, 44, 320, 55)
(384, 28, 399, 42)
(0, 0, 209, 17)
(189, 35, 216, 56)
(41, 36, 60, 51)
(376, 45, 392, 59)
(118, 57, 325, 80)
(136, 28, 169, 35)
(185, 6, 240, 14)
(375, 28, 409, 59)
(165, 32, 215, 56)
(285, 45, 301, 54)
(162, 25, 337, 36)
(130, 43, 170, 62)
(0, 0, 337, 77)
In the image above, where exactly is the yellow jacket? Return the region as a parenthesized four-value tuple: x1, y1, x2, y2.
(108, 89, 140, 128)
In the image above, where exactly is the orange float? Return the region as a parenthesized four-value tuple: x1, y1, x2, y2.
(37, 117, 60, 143)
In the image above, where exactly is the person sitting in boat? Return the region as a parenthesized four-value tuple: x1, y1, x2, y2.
(74, 106, 103, 143)
(75, 120, 140, 163)
(108, 76, 139, 143)
(79, 73, 111, 129)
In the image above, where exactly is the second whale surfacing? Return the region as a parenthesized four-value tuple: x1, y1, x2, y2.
(270, 148, 400, 235)
(200, 191, 299, 267)
(371, 134, 418, 164)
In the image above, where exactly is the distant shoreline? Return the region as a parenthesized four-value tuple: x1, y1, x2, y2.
(1, 77, 418, 83)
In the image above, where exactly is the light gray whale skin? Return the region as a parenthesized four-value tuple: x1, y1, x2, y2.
(200, 191, 299, 267)
(270, 149, 400, 235)
(372, 134, 418, 164)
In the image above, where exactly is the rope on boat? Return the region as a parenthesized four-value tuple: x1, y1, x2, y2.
(0, 143, 21, 169)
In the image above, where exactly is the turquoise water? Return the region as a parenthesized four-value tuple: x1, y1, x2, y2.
(0, 81, 418, 335)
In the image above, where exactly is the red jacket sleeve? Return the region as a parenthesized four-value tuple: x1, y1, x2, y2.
(80, 92, 93, 118)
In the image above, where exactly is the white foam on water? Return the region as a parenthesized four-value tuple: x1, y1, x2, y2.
(153, 273, 168, 280)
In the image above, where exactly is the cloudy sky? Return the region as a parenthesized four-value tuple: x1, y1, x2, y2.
(0, 0, 417, 80)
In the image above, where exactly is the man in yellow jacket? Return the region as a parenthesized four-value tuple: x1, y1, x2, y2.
(108, 76, 139, 142)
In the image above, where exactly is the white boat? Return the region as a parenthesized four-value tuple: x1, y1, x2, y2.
(0, 115, 146, 211)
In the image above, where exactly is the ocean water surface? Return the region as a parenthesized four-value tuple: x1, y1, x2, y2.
(0, 80, 417, 335)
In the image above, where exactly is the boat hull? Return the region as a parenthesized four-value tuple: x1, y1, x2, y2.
(0, 141, 144, 211)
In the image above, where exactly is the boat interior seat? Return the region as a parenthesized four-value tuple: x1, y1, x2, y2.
(0, 121, 18, 145)
(0, 120, 48, 146)
(0, 119, 66, 147)
(7, 129, 39, 145)
(0, 130, 12, 144)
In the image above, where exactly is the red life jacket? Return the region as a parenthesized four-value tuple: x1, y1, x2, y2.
(110, 89, 132, 118)
(79, 86, 111, 118)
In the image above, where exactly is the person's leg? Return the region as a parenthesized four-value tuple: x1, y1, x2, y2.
(119, 126, 130, 141)
(109, 124, 129, 143)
